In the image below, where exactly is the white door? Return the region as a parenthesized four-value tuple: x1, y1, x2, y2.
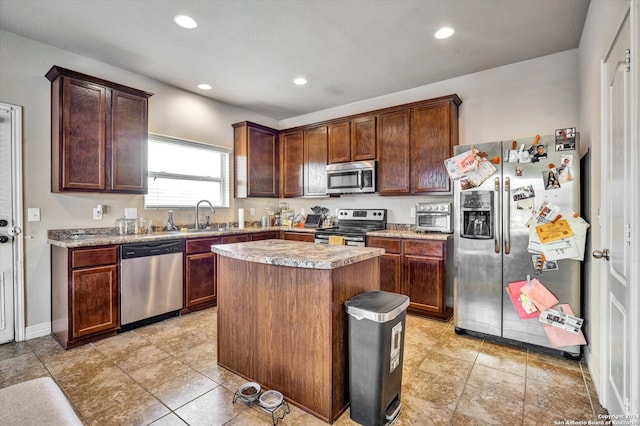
(0, 103, 23, 344)
(597, 9, 637, 416)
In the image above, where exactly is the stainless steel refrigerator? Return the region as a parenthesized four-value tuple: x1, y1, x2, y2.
(453, 134, 582, 358)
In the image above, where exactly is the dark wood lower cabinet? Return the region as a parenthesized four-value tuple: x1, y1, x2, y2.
(51, 245, 119, 349)
(367, 236, 453, 320)
(281, 231, 315, 242)
(183, 237, 221, 314)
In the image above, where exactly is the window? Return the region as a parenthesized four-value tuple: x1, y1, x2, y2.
(145, 134, 230, 208)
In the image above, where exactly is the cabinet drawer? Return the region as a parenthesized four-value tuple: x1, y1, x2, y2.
(186, 238, 221, 255)
(403, 240, 444, 257)
(282, 232, 315, 242)
(221, 234, 250, 244)
(366, 237, 401, 254)
(71, 246, 118, 269)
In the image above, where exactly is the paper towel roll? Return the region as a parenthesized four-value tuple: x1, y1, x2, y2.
(238, 208, 245, 229)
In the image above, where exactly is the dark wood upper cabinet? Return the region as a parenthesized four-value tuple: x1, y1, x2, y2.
(327, 121, 351, 163)
(327, 117, 376, 164)
(46, 66, 152, 194)
(350, 115, 376, 161)
(233, 121, 280, 198)
(411, 96, 461, 193)
(377, 109, 411, 194)
(303, 126, 328, 196)
(281, 130, 304, 198)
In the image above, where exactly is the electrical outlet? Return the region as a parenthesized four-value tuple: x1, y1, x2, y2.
(27, 207, 41, 222)
(410, 207, 416, 218)
(250, 208, 255, 216)
(93, 207, 103, 220)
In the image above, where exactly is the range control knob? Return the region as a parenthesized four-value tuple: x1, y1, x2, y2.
(0, 235, 10, 244)
(0, 219, 8, 227)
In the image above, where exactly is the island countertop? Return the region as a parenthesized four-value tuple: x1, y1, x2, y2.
(211, 238, 384, 270)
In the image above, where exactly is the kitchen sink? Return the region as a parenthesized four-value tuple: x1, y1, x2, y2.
(69, 234, 97, 240)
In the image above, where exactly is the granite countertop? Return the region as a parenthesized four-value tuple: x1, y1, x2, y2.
(47, 225, 450, 248)
(212, 239, 385, 270)
(47, 226, 313, 248)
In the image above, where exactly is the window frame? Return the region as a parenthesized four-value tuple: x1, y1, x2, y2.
(144, 133, 231, 209)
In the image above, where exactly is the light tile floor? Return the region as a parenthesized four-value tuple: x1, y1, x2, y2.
(0, 308, 606, 425)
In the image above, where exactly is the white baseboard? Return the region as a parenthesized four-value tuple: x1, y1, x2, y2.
(584, 345, 603, 406)
(25, 322, 51, 340)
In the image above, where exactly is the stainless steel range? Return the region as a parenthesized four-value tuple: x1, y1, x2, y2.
(314, 208, 387, 247)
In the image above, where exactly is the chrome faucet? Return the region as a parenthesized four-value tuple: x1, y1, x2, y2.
(195, 200, 215, 229)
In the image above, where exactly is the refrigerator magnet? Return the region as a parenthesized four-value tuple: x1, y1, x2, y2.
(512, 185, 536, 210)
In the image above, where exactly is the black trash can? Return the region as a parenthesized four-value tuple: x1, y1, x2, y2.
(345, 290, 410, 426)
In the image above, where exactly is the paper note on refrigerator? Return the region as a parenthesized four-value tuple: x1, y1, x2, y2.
(535, 219, 574, 243)
(506, 281, 539, 319)
(541, 304, 587, 347)
(520, 278, 559, 311)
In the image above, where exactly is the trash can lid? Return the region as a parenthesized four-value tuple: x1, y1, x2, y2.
(345, 290, 410, 322)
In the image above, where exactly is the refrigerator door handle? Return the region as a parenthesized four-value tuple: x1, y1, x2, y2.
(494, 177, 500, 253)
(504, 176, 511, 254)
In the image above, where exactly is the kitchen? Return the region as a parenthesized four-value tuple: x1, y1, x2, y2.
(0, 0, 638, 425)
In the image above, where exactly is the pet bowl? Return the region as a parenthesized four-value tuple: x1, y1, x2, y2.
(238, 382, 261, 402)
(259, 390, 283, 409)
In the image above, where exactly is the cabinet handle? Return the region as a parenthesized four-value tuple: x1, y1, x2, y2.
(494, 177, 500, 253)
(504, 177, 510, 255)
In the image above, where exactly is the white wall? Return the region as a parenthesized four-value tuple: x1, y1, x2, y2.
(576, 0, 630, 401)
(0, 30, 277, 330)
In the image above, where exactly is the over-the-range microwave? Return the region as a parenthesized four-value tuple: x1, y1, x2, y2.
(326, 160, 376, 195)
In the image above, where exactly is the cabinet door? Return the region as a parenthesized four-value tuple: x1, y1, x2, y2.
(379, 254, 402, 294)
(351, 116, 376, 161)
(411, 100, 456, 193)
(281, 131, 304, 197)
(367, 237, 402, 294)
(185, 252, 217, 309)
(304, 126, 328, 196)
(404, 255, 445, 314)
(71, 265, 119, 338)
(59, 77, 107, 191)
(377, 109, 411, 194)
(109, 90, 148, 193)
(248, 125, 279, 197)
(327, 121, 351, 163)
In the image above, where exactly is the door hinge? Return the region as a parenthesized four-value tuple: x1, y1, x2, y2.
(625, 49, 631, 72)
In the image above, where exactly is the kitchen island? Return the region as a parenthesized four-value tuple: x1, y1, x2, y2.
(212, 239, 384, 424)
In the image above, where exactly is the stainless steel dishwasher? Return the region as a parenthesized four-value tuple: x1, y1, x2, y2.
(120, 240, 183, 328)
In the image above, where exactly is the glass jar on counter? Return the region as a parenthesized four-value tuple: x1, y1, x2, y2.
(116, 218, 136, 235)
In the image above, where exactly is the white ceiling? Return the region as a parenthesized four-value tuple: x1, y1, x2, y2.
(0, 0, 590, 120)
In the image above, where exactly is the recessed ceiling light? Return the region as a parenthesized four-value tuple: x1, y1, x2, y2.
(293, 77, 308, 86)
(435, 27, 454, 39)
(174, 15, 198, 29)
(197, 83, 212, 90)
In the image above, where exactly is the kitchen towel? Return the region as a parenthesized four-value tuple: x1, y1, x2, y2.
(328, 235, 345, 245)
(238, 208, 244, 229)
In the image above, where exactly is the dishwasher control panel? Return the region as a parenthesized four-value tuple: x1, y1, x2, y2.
(121, 240, 183, 259)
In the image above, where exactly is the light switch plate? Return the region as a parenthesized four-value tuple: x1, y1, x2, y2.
(124, 208, 138, 219)
(250, 208, 255, 216)
(28, 207, 41, 222)
(410, 207, 416, 218)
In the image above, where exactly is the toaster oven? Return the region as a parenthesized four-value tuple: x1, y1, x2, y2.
(415, 202, 453, 233)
